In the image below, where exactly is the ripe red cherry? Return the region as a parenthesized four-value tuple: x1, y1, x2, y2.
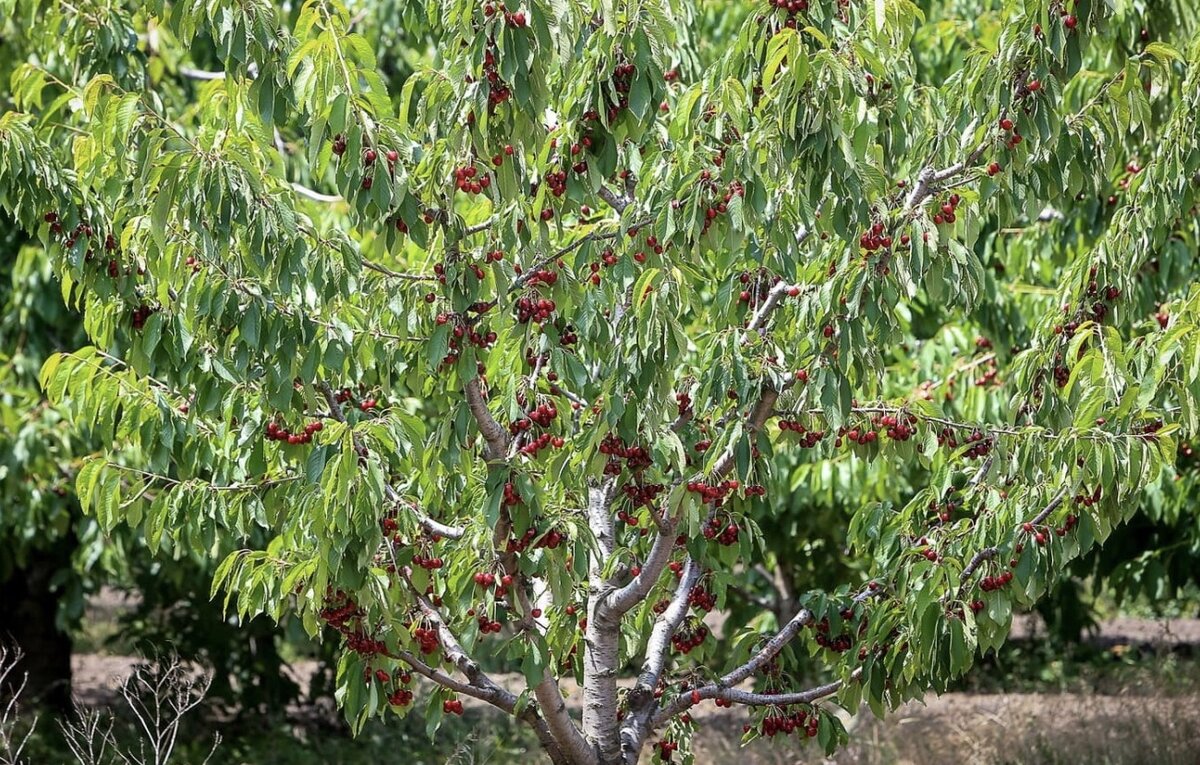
(504, 144, 515, 155)
(530, 608, 542, 618)
(364, 149, 377, 165)
(999, 118, 1014, 131)
(822, 325, 834, 338)
(424, 292, 436, 303)
(386, 149, 398, 162)
(1063, 15, 1077, 29)
(1028, 79, 1042, 92)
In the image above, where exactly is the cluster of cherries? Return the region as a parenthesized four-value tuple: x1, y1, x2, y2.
(411, 552, 446, 570)
(130, 304, 158, 331)
(501, 480, 524, 507)
(702, 516, 741, 546)
(836, 425, 878, 447)
(442, 697, 465, 715)
(319, 592, 388, 657)
(514, 295, 556, 324)
(265, 420, 323, 445)
(979, 569, 1015, 594)
(654, 739, 680, 762)
(779, 419, 826, 448)
(505, 525, 566, 553)
(386, 676, 415, 708)
(472, 570, 514, 592)
(541, 167, 569, 202)
(876, 412, 919, 441)
(599, 434, 654, 471)
(687, 584, 717, 612)
(675, 391, 693, 417)
(481, 47, 513, 109)
(620, 482, 665, 511)
(670, 622, 710, 654)
(930, 192, 963, 226)
(476, 613, 505, 634)
(958, 429, 994, 460)
(928, 496, 961, 524)
(858, 222, 894, 252)
(758, 707, 820, 739)
(47, 212, 126, 279)
(998, 116, 1024, 152)
(814, 629, 854, 653)
(600, 61, 638, 123)
(525, 268, 561, 288)
(412, 626, 440, 655)
(519, 431, 565, 457)
(698, 172, 744, 235)
(453, 164, 491, 195)
(685, 478, 740, 505)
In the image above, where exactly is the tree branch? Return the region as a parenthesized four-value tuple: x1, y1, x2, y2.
(291, 182, 343, 203)
(463, 376, 509, 461)
(651, 675, 850, 727)
(533, 675, 596, 765)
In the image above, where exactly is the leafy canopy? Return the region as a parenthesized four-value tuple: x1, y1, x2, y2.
(3, 0, 1200, 763)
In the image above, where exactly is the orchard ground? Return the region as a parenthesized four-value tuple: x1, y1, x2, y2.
(64, 591, 1200, 765)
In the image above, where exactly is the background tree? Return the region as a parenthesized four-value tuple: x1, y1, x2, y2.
(2, 2, 1200, 765)
(0, 13, 327, 717)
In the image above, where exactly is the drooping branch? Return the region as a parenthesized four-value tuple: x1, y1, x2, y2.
(409, 584, 518, 709)
(395, 647, 567, 765)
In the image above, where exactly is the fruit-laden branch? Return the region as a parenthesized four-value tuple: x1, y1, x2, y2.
(511, 216, 653, 291)
(651, 485, 1074, 726)
(636, 560, 702, 689)
(407, 582, 522, 711)
(780, 402, 1161, 444)
(392, 649, 568, 765)
(653, 675, 851, 727)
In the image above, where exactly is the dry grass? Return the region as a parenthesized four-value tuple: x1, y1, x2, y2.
(692, 691, 1200, 765)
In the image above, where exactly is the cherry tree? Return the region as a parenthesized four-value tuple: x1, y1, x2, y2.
(3, 1, 1200, 763)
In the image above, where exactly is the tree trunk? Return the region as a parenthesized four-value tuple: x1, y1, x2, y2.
(0, 539, 75, 713)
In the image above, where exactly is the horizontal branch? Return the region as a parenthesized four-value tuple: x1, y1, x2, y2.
(362, 258, 438, 282)
(652, 675, 849, 727)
